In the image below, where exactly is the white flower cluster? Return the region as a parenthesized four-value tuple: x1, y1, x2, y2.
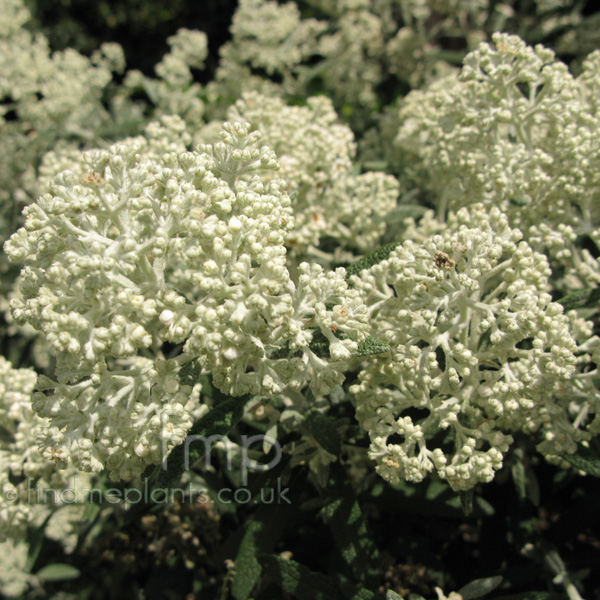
(0, 355, 91, 560)
(122, 28, 208, 126)
(395, 33, 600, 287)
(4, 117, 368, 479)
(0, 0, 128, 317)
(1, 356, 42, 539)
(0, 539, 30, 598)
(208, 0, 496, 124)
(221, 92, 398, 258)
(0, 0, 124, 208)
(350, 205, 598, 490)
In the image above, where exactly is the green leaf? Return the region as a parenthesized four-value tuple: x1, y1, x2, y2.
(0, 424, 15, 444)
(355, 336, 390, 357)
(324, 467, 378, 584)
(345, 242, 400, 281)
(178, 358, 203, 387)
(338, 581, 378, 600)
(304, 410, 341, 456)
(460, 489, 474, 516)
(26, 511, 55, 571)
(154, 393, 251, 489)
(230, 474, 300, 600)
(324, 495, 377, 582)
(308, 328, 336, 358)
(511, 459, 527, 501)
(556, 288, 600, 311)
(36, 564, 81, 582)
(270, 331, 388, 361)
(231, 520, 263, 600)
(386, 592, 405, 600)
(458, 575, 503, 599)
(261, 554, 340, 600)
(561, 447, 600, 478)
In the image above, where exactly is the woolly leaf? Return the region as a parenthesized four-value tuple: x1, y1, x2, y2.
(556, 288, 600, 311)
(562, 447, 600, 477)
(230, 476, 299, 599)
(324, 466, 378, 584)
(355, 336, 390, 356)
(460, 489, 474, 516)
(345, 242, 400, 280)
(261, 554, 339, 599)
(36, 564, 81, 582)
(231, 520, 263, 600)
(304, 409, 341, 456)
(458, 576, 503, 599)
(178, 358, 203, 387)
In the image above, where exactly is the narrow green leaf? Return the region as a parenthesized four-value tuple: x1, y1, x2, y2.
(525, 465, 540, 507)
(304, 410, 341, 456)
(36, 564, 81, 582)
(26, 511, 54, 571)
(346, 242, 400, 281)
(270, 332, 388, 361)
(556, 288, 600, 311)
(231, 520, 263, 600)
(230, 474, 300, 600)
(511, 459, 527, 501)
(562, 447, 600, 478)
(308, 328, 336, 358)
(458, 575, 503, 599)
(460, 489, 474, 516)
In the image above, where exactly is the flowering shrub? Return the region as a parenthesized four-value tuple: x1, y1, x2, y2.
(1, 0, 600, 598)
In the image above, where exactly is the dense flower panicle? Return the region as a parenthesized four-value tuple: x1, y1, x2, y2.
(4, 117, 368, 478)
(0, 539, 30, 597)
(0, 355, 90, 557)
(1, 357, 41, 540)
(221, 92, 399, 258)
(208, 0, 510, 125)
(3, 119, 293, 477)
(1, 2, 600, 595)
(0, 0, 124, 207)
(0, 0, 128, 314)
(5, 118, 288, 375)
(0, 0, 599, 543)
(121, 28, 208, 125)
(395, 33, 600, 288)
(351, 205, 596, 490)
